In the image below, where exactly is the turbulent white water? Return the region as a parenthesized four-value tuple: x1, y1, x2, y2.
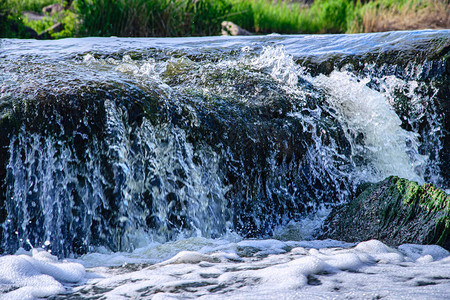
(1, 237, 449, 299)
(1, 32, 449, 299)
(307, 70, 426, 184)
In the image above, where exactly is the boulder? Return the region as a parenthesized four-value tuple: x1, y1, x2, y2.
(42, 3, 64, 15)
(320, 176, 450, 250)
(221, 21, 252, 36)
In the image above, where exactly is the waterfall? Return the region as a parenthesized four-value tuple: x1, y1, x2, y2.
(0, 31, 448, 257)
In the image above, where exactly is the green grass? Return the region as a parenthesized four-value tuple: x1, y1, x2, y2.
(76, 0, 358, 36)
(77, 0, 243, 37)
(0, 0, 75, 38)
(1, 0, 448, 39)
(2, 0, 56, 13)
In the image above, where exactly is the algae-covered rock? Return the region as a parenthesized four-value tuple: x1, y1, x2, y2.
(321, 176, 450, 250)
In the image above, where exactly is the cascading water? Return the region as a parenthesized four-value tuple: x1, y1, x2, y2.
(0, 32, 448, 260)
(1, 31, 449, 299)
(307, 70, 426, 184)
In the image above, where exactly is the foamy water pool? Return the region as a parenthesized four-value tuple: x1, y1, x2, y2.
(1, 237, 449, 299)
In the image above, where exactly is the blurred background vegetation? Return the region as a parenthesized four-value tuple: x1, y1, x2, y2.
(0, 0, 449, 38)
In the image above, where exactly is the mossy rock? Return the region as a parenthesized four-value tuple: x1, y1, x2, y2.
(321, 176, 450, 250)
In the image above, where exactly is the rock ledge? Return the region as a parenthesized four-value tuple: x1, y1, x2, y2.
(321, 176, 450, 250)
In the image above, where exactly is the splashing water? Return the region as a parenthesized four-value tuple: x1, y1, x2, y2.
(0, 31, 449, 299)
(1, 37, 446, 255)
(307, 70, 426, 184)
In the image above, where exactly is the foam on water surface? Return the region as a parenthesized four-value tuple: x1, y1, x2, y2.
(0, 249, 85, 300)
(2, 238, 448, 299)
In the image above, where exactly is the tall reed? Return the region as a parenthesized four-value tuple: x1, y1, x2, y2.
(77, 0, 237, 37)
(76, 0, 360, 36)
(1, 0, 449, 38)
(348, 0, 450, 33)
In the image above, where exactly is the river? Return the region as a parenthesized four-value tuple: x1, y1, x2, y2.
(0, 30, 449, 299)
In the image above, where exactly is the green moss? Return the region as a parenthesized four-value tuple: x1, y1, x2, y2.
(322, 176, 450, 249)
(393, 177, 450, 246)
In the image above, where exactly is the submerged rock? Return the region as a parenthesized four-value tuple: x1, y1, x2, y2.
(321, 176, 450, 250)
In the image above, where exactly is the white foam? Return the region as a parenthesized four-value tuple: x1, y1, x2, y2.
(0, 249, 85, 300)
(158, 251, 218, 265)
(250, 46, 299, 87)
(44, 238, 448, 299)
(398, 244, 450, 262)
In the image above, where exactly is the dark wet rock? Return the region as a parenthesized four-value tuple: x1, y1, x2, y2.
(321, 176, 450, 250)
(160, 60, 352, 238)
(0, 76, 166, 256)
(294, 32, 450, 77)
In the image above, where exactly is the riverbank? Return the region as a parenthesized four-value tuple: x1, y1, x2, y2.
(1, 0, 449, 39)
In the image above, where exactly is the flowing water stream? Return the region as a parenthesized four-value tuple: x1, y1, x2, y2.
(0, 30, 449, 299)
